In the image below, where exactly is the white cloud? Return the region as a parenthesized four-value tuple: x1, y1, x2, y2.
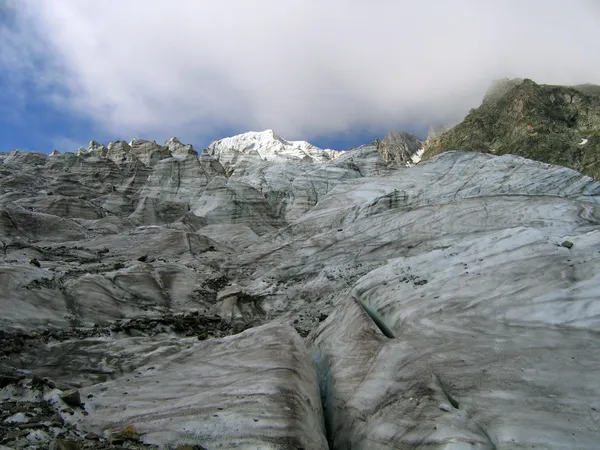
(6, 0, 600, 143)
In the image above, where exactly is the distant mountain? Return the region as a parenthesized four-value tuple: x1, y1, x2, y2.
(424, 78, 600, 179)
(205, 129, 343, 165)
(205, 129, 424, 176)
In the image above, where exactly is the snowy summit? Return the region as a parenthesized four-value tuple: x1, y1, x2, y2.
(205, 129, 343, 163)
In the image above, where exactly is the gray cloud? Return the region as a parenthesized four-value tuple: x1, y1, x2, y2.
(7, 0, 600, 143)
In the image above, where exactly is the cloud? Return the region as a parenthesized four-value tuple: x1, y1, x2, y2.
(5, 0, 600, 143)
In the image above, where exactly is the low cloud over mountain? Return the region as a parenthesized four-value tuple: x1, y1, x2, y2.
(3, 0, 600, 145)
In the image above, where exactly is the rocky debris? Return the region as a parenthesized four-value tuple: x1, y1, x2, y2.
(49, 439, 81, 450)
(110, 425, 141, 444)
(0, 377, 157, 449)
(203, 275, 230, 291)
(29, 258, 41, 268)
(108, 311, 254, 338)
(1, 328, 111, 351)
(0, 333, 26, 356)
(0, 311, 252, 362)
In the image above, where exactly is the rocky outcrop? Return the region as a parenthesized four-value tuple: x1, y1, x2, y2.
(373, 130, 423, 165)
(424, 78, 600, 179)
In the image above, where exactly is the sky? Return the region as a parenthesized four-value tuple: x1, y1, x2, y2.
(1, 0, 600, 154)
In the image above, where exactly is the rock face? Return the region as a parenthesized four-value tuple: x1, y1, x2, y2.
(424, 78, 600, 179)
(1, 129, 600, 449)
(373, 130, 423, 165)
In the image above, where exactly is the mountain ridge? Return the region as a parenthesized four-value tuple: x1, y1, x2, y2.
(424, 78, 600, 179)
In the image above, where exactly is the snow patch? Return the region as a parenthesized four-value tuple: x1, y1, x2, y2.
(409, 147, 425, 166)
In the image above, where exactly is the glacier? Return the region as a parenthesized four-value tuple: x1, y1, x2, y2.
(0, 130, 599, 449)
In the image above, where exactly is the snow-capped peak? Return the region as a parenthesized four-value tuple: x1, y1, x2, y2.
(205, 130, 343, 163)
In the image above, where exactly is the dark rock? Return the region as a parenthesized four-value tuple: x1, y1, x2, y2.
(10, 404, 29, 413)
(60, 389, 81, 407)
(85, 432, 102, 440)
(17, 422, 45, 429)
(29, 258, 41, 267)
(175, 445, 208, 450)
(31, 375, 46, 389)
(137, 254, 148, 262)
(5, 429, 21, 440)
(50, 439, 81, 450)
(0, 375, 23, 388)
(561, 240, 574, 249)
(6, 345, 23, 354)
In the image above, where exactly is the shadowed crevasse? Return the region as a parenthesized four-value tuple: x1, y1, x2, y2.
(311, 348, 334, 448)
(358, 300, 396, 338)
